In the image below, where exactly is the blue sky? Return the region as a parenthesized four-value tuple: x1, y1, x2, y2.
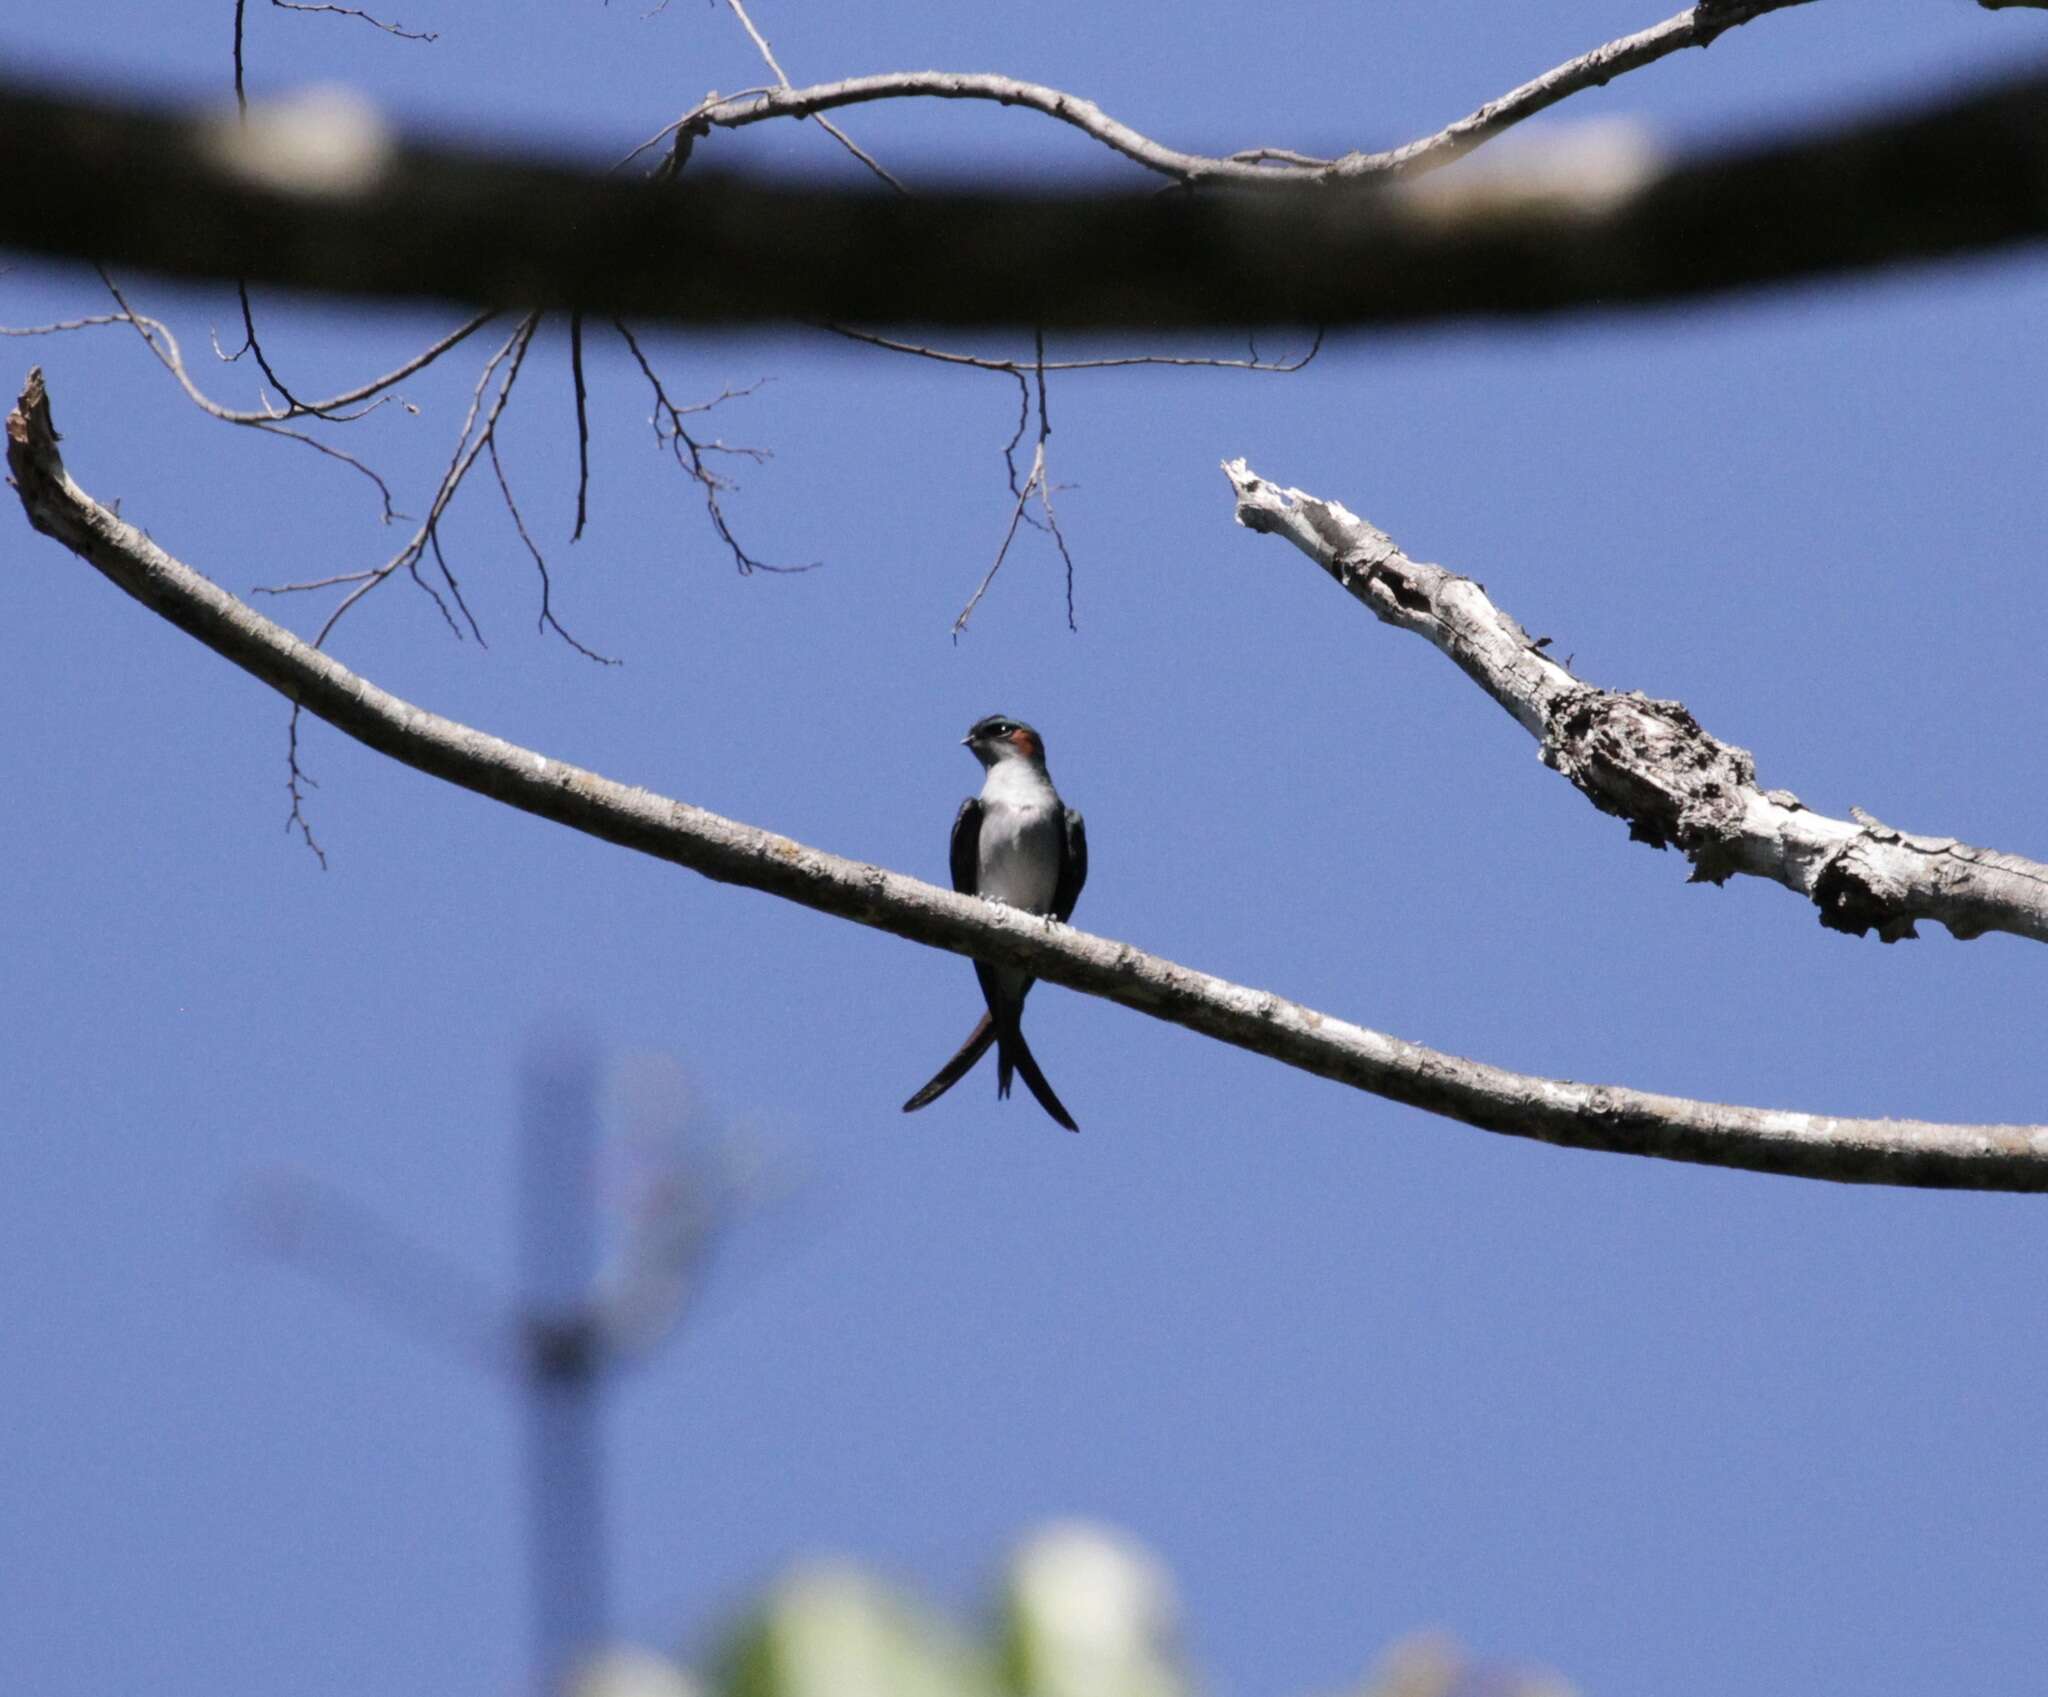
(5, 4, 2048, 1694)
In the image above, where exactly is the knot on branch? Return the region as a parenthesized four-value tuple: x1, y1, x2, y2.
(1333, 544, 1424, 610)
(1541, 689, 1755, 874)
(1812, 843, 1923, 943)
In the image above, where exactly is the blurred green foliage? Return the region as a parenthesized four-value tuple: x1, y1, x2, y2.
(569, 1523, 1573, 1697)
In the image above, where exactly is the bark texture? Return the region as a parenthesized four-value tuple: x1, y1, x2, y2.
(1225, 459, 2048, 946)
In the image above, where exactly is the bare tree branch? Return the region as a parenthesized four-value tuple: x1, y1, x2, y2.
(267, 0, 437, 40)
(5, 71, 2046, 327)
(568, 311, 591, 542)
(612, 320, 798, 575)
(677, 1, 1821, 187)
(823, 325, 1324, 375)
(82, 273, 402, 517)
(235, 0, 435, 107)
(13, 368, 2048, 1190)
(719, 0, 907, 193)
(1224, 459, 2048, 947)
(255, 314, 536, 648)
(285, 702, 327, 866)
(951, 329, 1075, 635)
(487, 434, 617, 664)
(1, 276, 499, 428)
(230, 0, 437, 414)
(1354, 0, 1817, 176)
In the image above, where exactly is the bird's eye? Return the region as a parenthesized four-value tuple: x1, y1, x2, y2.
(985, 721, 1011, 737)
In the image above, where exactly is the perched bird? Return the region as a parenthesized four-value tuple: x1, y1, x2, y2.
(902, 714, 1088, 1132)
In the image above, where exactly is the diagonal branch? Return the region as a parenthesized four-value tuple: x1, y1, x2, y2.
(677, 2, 1822, 187)
(12, 369, 2048, 1190)
(1224, 459, 2048, 947)
(1351, 0, 1817, 177)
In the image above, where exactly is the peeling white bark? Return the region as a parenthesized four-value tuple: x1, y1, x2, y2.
(11, 373, 2048, 1188)
(1225, 458, 2048, 946)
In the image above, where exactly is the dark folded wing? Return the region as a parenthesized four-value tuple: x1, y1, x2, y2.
(1053, 806, 1087, 922)
(949, 797, 983, 895)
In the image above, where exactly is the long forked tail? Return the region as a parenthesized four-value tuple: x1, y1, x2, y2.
(902, 1013, 996, 1113)
(995, 1022, 1079, 1133)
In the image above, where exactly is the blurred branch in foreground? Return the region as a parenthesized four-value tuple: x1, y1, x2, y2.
(1, 68, 2045, 327)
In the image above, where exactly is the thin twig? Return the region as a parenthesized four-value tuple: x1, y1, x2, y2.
(1, 301, 424, 502)
(1032, 325, 1051, 434)
(225, 280, 336, 418)
(953, 443, 1042, 639)
(823, 324, 1324, 374)
(0, 313, 133, 336)
(424, 527, 484, 645)
(285, 703, 327, 867)
(91, 273, 497, 425)
(998, 366, 1031, 501)
(35, 283, 402, 515)
(1034, 330, 1077, 631)
(400, 524, 468, 642)
(612, 320, 806, 574)
(259, 418, 400, 521)
(954, 330, 1076, 633)
(232, 0, 251, 113)
(721, 0, 908, 192)
(488, 436, 618, 664)
(268, 0, 437, 39)
(569, 312, 591, 542)
(255, 315, 536, 650)
(227, 0, 430, 413)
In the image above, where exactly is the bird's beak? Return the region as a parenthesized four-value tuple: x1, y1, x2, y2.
(960, 734, 974, 746)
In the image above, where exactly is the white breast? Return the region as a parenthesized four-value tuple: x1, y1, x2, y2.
(977, 762, 1062, 916)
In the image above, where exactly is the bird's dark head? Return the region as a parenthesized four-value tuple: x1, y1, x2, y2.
(964, 714, 1044, 766)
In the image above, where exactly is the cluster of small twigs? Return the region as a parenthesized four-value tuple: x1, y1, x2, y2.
(3, 1, 791, 855)
(14, 0, 2015, 858)
(822, 324, 1324, 633)
(613, 320, 793, 576)
(705, 0, 1328, 631)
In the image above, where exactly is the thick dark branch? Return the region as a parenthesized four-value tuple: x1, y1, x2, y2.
(1225, 459, 2048, 947)
(12, 370, 2048, 1190)
(2, 72, 2045, 326)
